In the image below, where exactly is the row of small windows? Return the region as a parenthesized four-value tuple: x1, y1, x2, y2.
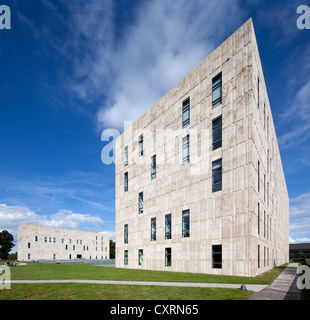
(27, 253, 108, 260)
(28, 241, 107, 252)
(123, 245, 222, 269)
(124, 210, 191, 244)
(33, 235, 105, 244)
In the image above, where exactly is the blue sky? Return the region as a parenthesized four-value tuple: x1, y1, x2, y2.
(0, 0, 310, 251)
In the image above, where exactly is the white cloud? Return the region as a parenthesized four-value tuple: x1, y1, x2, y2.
(0, 203, 104, 238)
(289, 237, 310, 244)
(290, 191, 310, 217)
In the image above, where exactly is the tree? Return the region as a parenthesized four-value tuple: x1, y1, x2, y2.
(109, 240, 115, 259)
(0, 230, 14, 259)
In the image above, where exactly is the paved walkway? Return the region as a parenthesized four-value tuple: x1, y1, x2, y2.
(10, 279, 267, 293)
(249, 263, 302, 300)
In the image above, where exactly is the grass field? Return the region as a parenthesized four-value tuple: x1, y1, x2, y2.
(0, 262, 287, 300)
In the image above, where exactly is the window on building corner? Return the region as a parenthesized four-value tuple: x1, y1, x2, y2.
(151, 155, 156, 179)
(182, 134, 190, 164)
(182, 97, 190, 128)
(212, 116, 222, 150)
(182, 209, 190, 238)
(212, 73, 222, 108)
(212, 159, 222, 192)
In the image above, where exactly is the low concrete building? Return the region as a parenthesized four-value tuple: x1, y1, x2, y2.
(18, 224, 109, 261)
(114, 18, 289, 277)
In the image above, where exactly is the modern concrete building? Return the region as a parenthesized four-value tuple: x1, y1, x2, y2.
(18, 224, 109, 261)
(115, 18, 289, 277)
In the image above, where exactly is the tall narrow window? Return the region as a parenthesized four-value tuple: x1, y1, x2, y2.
(212, 159, 222, 192)
(182, 135, 190, 164)
(28, 242, 31, 249)
(212, 245, 222, 269)
(151, 218, 156, 241)
(165, 214, 171, 240)
(124, 146, 128, 166)
(165, 248, 172, 267)
(151, 155, 156, 179)
(124, 224, 128, 244)
(257, 76, 260, 108)
(139, 192, 143, 214)
(138, 249, 143, 266)
(212, 116, 222, 150)
(264, 174, 266, 202)
(124, 250, 128, 265)
(124, 172, 128, 192)
(182, 209, 190, 238)
(258, 245, 260, 268)
(212, 73, 222, 108)
(258, 161, 260, 193)
(258, 203, 260, 235)
(182, 97, 190, 127)
(139, 134, 143, 156)
(264, 211, 266, 238)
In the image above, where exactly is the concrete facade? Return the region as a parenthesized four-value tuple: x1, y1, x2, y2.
(18, 224, 109, 261)
(115, 19, 289, 277)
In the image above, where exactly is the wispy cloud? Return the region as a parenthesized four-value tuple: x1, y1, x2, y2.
(289, 191, 310, 243)
(17, 0, 243, 131)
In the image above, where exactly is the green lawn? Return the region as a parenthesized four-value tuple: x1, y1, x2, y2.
(7, 262, 287, 284)
(0, 262, 287, 300)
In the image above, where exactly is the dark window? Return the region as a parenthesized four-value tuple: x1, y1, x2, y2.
(165, 248, 172, 267)
(182, 210, 190, 238)
(212, 159, 222, 192)
(151, 155, 156, 179)
(124, 250, 128, 265)
(151, 218, 156, 241)
(182, 135, 190, 164)
(28, 242, 31, 249)
(139, 135, 143, 156)
(124, 224, 128, 244)
(258, 245, 260, 268)
(124, 172, 128, 192)
(35, 236, 38, 241)
(138, 249, 143, 266)
(182, 98, 190, 128)
(212, 73, 222, 108)
(139, 192, 143, 214)
(212, 116, 222, 150)
(212, 245, 222, 269)
(165, 214, 171, 240)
